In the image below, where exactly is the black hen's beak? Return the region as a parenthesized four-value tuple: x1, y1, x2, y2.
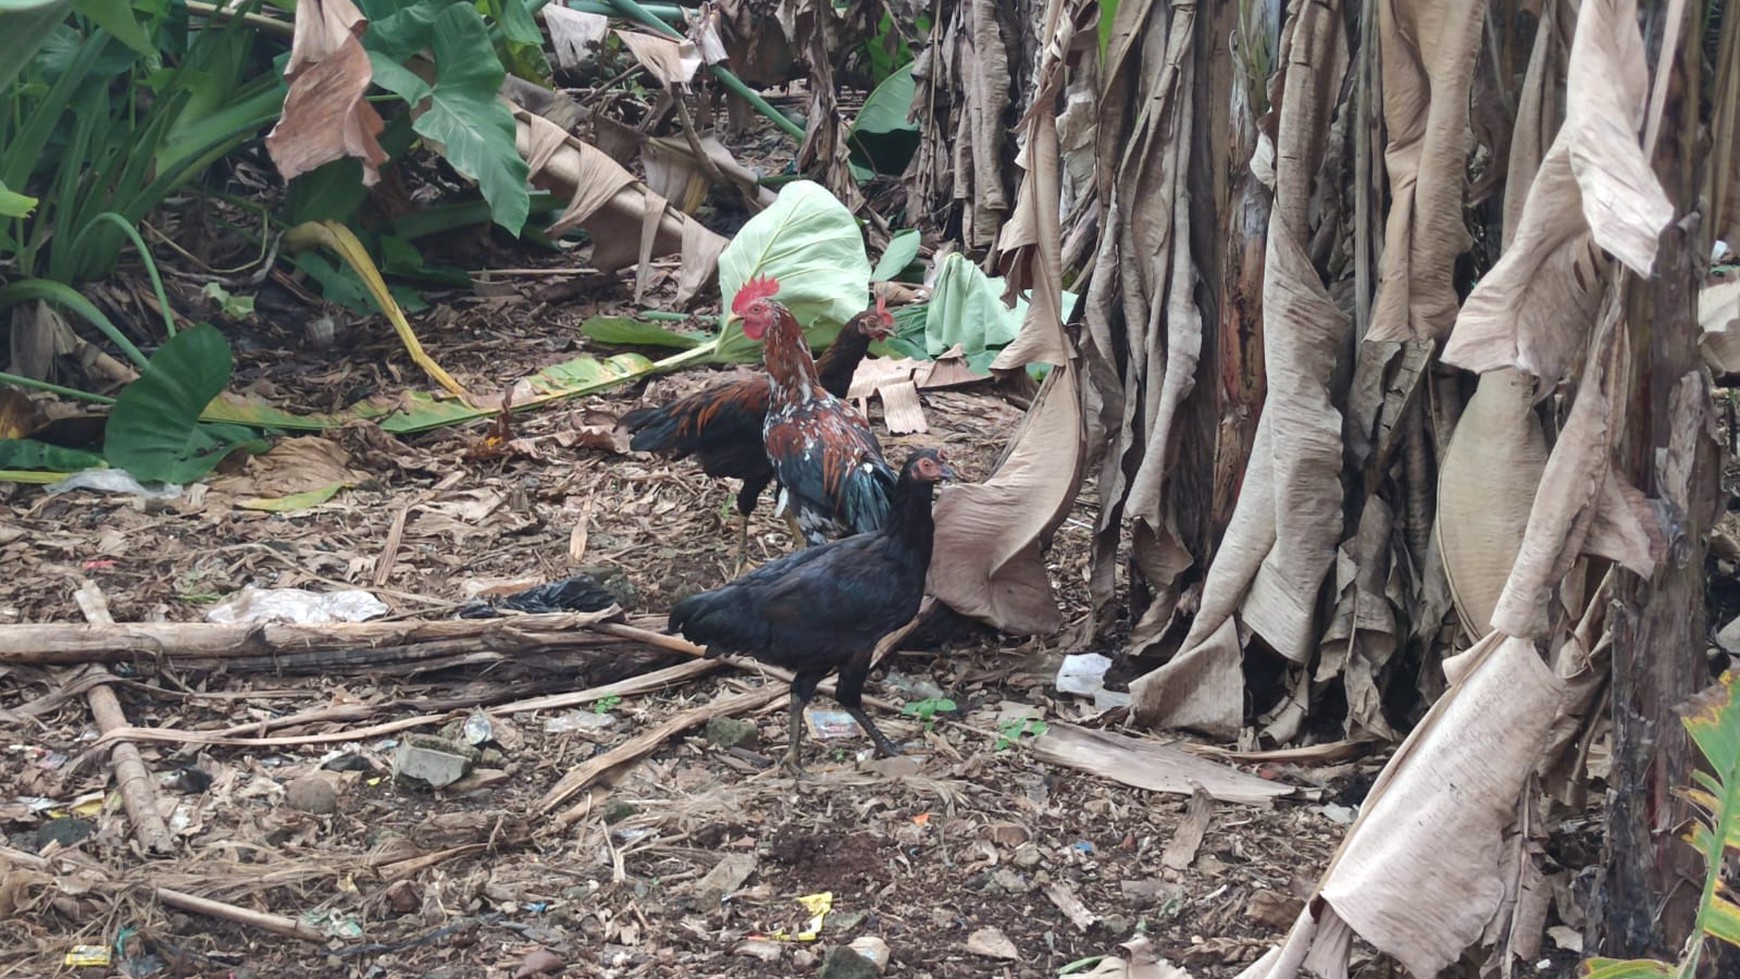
(938, 463, 960, 483)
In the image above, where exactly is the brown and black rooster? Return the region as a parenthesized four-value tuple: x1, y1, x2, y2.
(617, 293, 895, 558)
(668, 447, 956, 772)
(729, 276, 897, 545)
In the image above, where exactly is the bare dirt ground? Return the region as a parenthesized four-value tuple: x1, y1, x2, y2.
(0, 286, 1591, 978)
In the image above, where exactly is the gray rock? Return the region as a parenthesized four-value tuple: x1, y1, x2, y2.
(818, 945, 881, 979)
(705, 717, 760, 750)
(392, 736, 479, 789)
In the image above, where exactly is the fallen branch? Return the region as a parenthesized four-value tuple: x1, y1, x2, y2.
(0, 609, 623, 668)
(156, 887, 327, 943)
(73, 581, 176, 856)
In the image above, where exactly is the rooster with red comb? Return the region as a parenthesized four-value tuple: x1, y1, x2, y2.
(727, 275, 896, 545)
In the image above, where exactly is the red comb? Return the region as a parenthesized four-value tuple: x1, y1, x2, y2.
(875, 294, 888, 315)
(731, 275, 780, 314)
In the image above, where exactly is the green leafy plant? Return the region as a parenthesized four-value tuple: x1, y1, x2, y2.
(593, 694, 622, 715)
(900, 697, 957, 731)
(1581, 670, 1740, 978)
(995, 717, 1048, 751)
(2, 7, 286, 287)
(872, 229, 921, 281)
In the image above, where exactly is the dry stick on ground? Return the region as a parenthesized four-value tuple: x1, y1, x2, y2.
(156, 887, 327, 943)
(96, 658, 731, 752)
(0, 609, 624, 666)
(71, 580, 176, 856)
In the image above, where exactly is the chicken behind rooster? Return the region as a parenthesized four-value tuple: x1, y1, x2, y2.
(617, 297, 895, 562)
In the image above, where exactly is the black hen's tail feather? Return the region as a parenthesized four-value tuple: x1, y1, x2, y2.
(620, 403, 691, 456)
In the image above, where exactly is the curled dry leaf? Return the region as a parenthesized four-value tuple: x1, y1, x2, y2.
(924, 0, 1082, 636)
(543, 7, 610, 71)
(614, 30, 703, 87)
(266, 0, 389, 186)
(1435, 369, 1548, 639)
(515, 111, 727, 303)
(1442, 0, 1671, 383)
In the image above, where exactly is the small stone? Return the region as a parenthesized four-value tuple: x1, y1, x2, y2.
(385, 880, 421, 914)
(847, 936, 890, 972)
(989, 868, 1030, 894)
(818, 944, 881, 979)
(1011, 843, 1042, 869)
(284, 775, 338, 814)
(705, 717, 760, 750)
(691, 853, 757, 908)
(966, 926, 1020, 960)
(793, 949, 817, 968)
(988, 823, 1030, 846)
(392, 736, 478, 789)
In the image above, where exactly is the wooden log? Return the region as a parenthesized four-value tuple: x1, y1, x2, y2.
(0, 610, 621, 666)
(72, 581, 176, 856)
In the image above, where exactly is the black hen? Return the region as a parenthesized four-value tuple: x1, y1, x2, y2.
(668, 447, 956, 771)
(617, 298, 894, 560)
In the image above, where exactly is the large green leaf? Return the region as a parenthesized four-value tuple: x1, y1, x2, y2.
(0, 438, 106, 471)
(848, 62, 918, 175)
(919, 253, 1080, 373)
(872, 228, 920, 281)
(369, 4, 529, 235)
(714, 180, 871, 363)
(359, 0, 454, 60)
(104, 324, 265, 483)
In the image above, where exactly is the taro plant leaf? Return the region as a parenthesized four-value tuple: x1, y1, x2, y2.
(104, 324, 267, 484)
(0, 438, 107, 471)
(370, 3, 530, 235)
(848, 61, 918, 175)
(872, 228, 921, 281)
(478, 0, 548, 81)
(714, 180, 871, 363)
(580, 315, 708, 350)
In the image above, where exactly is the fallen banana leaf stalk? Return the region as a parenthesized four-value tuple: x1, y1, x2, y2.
(281, 220, 472, 401)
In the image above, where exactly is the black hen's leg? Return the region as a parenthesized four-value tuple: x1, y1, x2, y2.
(732, 477, 767, 574)
(783, 670, 824, 775)
(835, 648, 903, 758)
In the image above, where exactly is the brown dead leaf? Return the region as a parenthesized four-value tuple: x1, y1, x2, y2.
(265, 0, 389, 186)
(925, 0, 1084, 636)
(208, 437, 367, 501)
(1436, 369, 1549, 638)
(1365, 0, 1484, 342)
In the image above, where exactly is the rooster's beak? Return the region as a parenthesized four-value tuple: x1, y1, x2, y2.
(939, 463, 960, 483)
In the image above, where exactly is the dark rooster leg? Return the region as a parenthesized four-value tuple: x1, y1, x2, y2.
(836, 651, 903, 758)
(733, 515, 750, 574)
(783, 671, 824, 775)
(732, 479, 767, 574)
